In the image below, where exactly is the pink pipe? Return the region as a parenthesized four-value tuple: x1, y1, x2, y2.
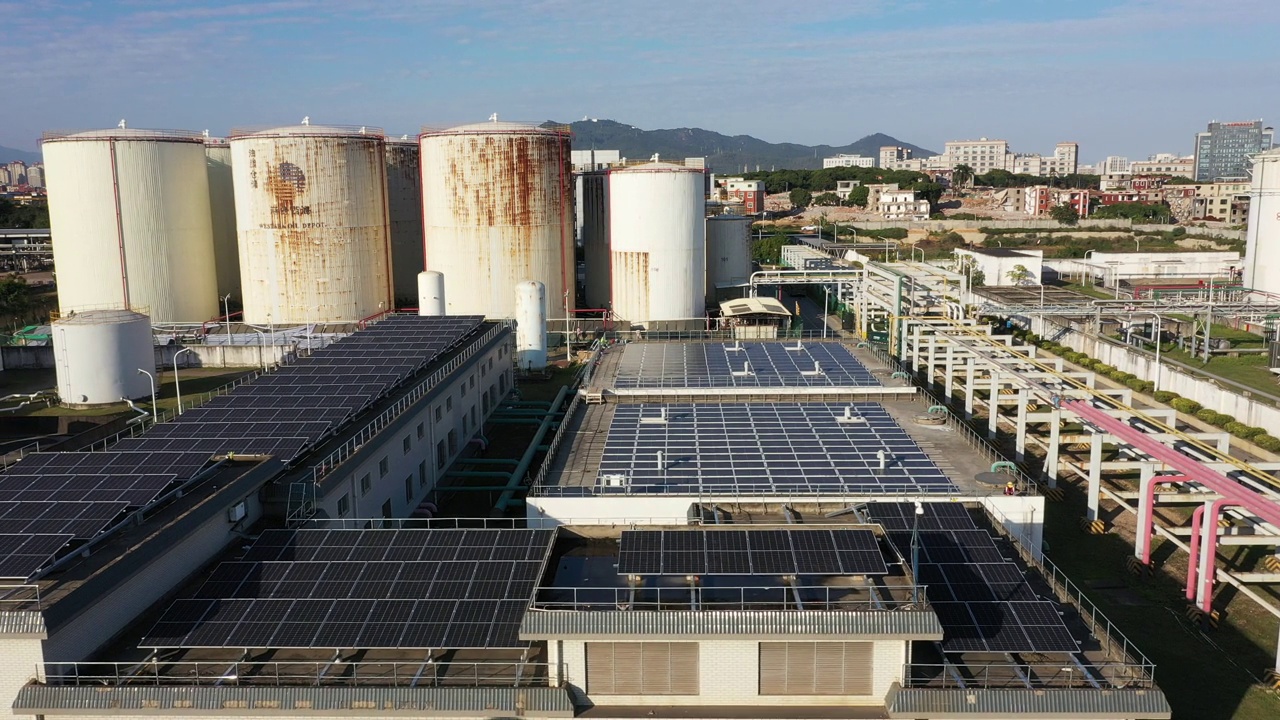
(1186, 504, 1205, 602)
(1201, 502, 1236, 615)
(1141, 474, 1186, 565)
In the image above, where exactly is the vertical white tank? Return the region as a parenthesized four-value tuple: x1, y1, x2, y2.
(418, 271, 446, 316)
(705, 215, 754, 305)
(608, 162, 706, 326)
(1244, 148, 1280, 295)
(42, 129, 219, 322)
(420, 120, 573, 320)
(52, 309, 154, 407)
(580, 171, 611, 309)
(205, 140, 241, 300)
(229, 124, 393, 324)
(515, 280, 548, 371)
(386, 138, 424, 304)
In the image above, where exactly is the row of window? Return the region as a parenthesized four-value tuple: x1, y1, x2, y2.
(583, 642, 873, 696)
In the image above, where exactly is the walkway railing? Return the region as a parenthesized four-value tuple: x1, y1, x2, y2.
(38, 660, 557, 688)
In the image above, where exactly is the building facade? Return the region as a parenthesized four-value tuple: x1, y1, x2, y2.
(941, 138, 1012, 173)
(878, 146, 913, 168)
(821, 154, 876, 168)
(1130, 154, 1194, 178)
(1193, 120, 1275, 181)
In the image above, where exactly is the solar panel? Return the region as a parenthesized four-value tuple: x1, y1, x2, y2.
(616, 528, 887, 576)
(612, 341, 881, 389)
(141, 527, 552, 650)
(596, 403, 955, 495)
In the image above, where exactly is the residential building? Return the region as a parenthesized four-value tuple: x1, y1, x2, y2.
(724, 179, 766, 215)
(879, 145, 912, 168)
(24, 164, 44, 188)
(1024, 186, 1054, 216)
(1130, 153, 1194, 179)
(1101, 156, 1131, 174)
(1011, 142, 1078, 176)
(0, 166, 9, 185)
(1193, 120, 1275, 181)
(834, 179, 860, 200)
(821, 153, 875, 168)
(4, 161, 25, 185)
(941, 138, 1012, 173)
(875, 185, 931, 220)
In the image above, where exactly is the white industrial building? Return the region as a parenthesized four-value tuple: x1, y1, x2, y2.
(954, 247, 1044, 287)
(1049, 251, 1239, 289)
(821, 153, 876, 168)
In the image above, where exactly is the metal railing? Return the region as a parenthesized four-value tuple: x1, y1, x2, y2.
(310, 324, 505, 483)
(39, 660, 557, 688)
(533, 481, 972, 498)
(531, 583, 928, 612)
(0, 584, 42, 610)
(903, 661, 1153, 690)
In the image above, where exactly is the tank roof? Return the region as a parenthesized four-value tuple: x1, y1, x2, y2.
(229, 124, 385, 140)
(52, 308, 151, 326)
(422, 120, 569, 136)
(41, 128, 205, 144)
(611, 161, 705, 174)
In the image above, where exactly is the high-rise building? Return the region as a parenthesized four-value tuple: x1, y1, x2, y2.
(0, 166, 10, 185)
(1193, 120, 1274, 181)
(1101, 156, 1130, 174)
(4, 161, 25, 185)
(25, 164, 44, 188)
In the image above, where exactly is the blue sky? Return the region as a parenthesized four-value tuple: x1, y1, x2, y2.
(3, 0, 1277, 163)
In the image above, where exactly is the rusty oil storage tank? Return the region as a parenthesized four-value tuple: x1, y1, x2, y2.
(420, 119, 574, 320)
(229, 123, 393, 324)
(385, 136, 424, 305)
(205, 138, 241, 299)
(41, 127, 219, 322)
(608, 161, 706, 327)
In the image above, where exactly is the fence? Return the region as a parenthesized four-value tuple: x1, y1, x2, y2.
(903, 662, 1150, 690)
(531, 583, 927, 612)
(39, 660, 556, 688)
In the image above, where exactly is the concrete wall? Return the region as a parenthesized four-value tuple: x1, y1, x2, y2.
(1029, 317, 1280, 429)
(0, 631, 44, 720)
(845, 219, 1244, 241)
(1, 344, 294, 371)
(560, 639, 902, 707)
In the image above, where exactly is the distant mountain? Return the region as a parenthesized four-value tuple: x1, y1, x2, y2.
(0, 145, 40, 164)
(560, 119, 937, 171)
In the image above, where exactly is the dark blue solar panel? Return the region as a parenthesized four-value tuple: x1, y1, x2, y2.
(612, 341, 880, 389)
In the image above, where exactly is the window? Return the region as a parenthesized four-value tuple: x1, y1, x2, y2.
(758, 642, 872, 695)
(499, 374, 506, 394)
(446, 397, 452, 412)
(418, 460, 427, 487)
(405, 475, 414, 503)
(435, 406, 443, 423)
(402, 436, 411, 454)
(470, 406, 476, 427)
(417, 422, 425, 440)
(469, 376, 475, 390)
(337, 494, 350, 517)
(586, 642, 698, 695)
(360, 473, 372, 495)
(436, 440, 446, 470)
(447, 429, 457, 456)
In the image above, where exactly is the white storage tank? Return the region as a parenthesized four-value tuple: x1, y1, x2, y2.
(418, 271, 446, 317)
(386, 137, 424, 304)
(229, 124, 393, 324)
(42, 128, 219, 322)
(205, 139, 241, 300)
(420, 120, 573, 320)
(515, 280, 548, 371)
(609, 162, 706, 326)
(580, 170, 611, 309)
(705, 215, 753, 306)
(1244, 148, 1280, 295)
(52, 309, 155, 407)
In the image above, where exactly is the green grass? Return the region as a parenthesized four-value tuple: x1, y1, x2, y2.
(0, 368, 257, 417)
(1148, 346, 1280, 399)
(1042, 487, 1280, 719)
(1065, 283, 1114, 300)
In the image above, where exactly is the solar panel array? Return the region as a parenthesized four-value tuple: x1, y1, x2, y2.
(867, 502, 1079, 654)
(596, 403, 956, 494)
(612, 342, 880, 388)
(0, 315, 485, 581)
(616, 528, 888, 576)
(141, 528, 554, 650)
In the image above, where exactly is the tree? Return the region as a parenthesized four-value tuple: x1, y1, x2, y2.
(752, 232, 789, 265)
(788, 188, 813, 209)
(0, 198, 50, 229)
(1091, 201, 1172, 223)
(845, 185, 869, 208)
(952, 164, 974, 189)
(812, 192, 840, 207)
(910, 181, 944, 206)
(1049, 203, 1080, 226)
(956, 255, 985, 287)
(1007, 264, 1034, 285)
(0, 274, 33, 316)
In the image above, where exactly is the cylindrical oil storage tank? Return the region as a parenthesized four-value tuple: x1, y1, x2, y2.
(205, 139, 241, 300)
(418, 271, 446, 316)
(52, 309, 154, 407)
(229, 125, 393, 324)
(705, 215, 753, 306)
(580, 170, 611, 309)
(386, 137, 424, 304)
(1245, 148, 1280, 296)
(42, 129, 219, 322)
(420, 121, 573, 320)
(515, 280, 548, 371)
(609, 162, 706, 327)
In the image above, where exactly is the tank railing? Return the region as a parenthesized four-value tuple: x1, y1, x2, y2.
(902, 661, 1156, 690)
(41, 129, 205, 142)
(228, 124, 387, 138)
(310, 324, 505, 483)
(0, 583, 43, 610)
(530, 583, 929, 612)
(37, 660, 558, 689)
(981, 502, 1155, 683)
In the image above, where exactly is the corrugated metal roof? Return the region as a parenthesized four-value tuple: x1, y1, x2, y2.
(14, 685, 574, 717)
(885, 684, 1171, 719)
(0, 610, 47, 638)
(521, 610, 942, 640)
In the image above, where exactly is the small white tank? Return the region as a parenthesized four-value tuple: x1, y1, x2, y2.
(52, 309, 155, 407)
(418, 271, 446, 317)
(515, 280, 548, 371)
